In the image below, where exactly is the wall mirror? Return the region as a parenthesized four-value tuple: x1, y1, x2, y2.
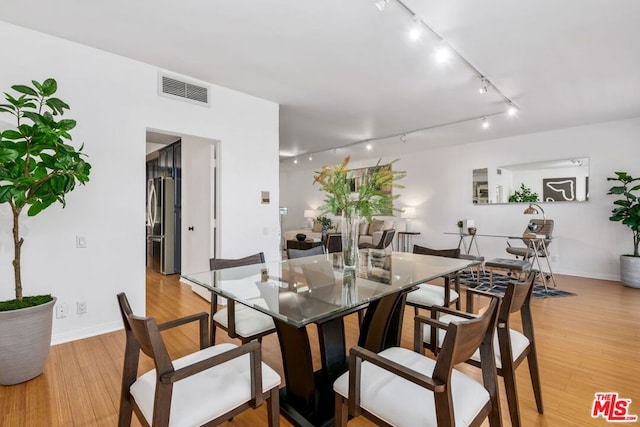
(473, 157, 589, 204)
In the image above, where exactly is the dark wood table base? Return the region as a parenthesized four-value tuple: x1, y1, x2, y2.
(273, 290, 410, 427)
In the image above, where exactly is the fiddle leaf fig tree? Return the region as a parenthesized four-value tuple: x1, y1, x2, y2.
(607, 171, 640, 257)
(0, 78, 91, 306)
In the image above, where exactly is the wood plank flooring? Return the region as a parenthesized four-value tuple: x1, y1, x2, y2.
(1, 270, 639, 426)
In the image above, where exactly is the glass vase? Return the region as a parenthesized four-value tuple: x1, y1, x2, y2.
(342, 212, 360, 269)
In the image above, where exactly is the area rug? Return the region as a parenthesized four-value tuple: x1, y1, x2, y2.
(459, 271, 577, 299)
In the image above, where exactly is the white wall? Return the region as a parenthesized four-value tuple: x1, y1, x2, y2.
(0, 21, 280, 344)
(281, 117, 640, 281)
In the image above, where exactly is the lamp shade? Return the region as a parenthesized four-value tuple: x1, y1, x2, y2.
(401, 207, 416, 219)
(304, 209, 317, 218)
(523, 203, 546, 224)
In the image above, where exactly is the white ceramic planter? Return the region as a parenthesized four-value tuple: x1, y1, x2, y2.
(0, 297, 56, 385)
(620, 255, 640, 288)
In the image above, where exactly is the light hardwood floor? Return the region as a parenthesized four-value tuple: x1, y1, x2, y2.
(1, 270, 639, 426)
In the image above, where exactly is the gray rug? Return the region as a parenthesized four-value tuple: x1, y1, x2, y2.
(459, 271, 577, 299)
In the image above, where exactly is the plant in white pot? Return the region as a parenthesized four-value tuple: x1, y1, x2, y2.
(0, 78, 91, 384)
(607, 171, 640, 288)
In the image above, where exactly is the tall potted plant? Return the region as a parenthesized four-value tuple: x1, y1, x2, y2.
(313, 156, 404, 267)
(607, 171, 640, 288)
(0, 78, 91, 384)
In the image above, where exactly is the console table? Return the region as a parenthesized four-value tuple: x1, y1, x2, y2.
(397, 231, 420, 252)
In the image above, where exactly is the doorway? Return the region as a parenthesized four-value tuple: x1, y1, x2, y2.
(146, 129, 218, 276)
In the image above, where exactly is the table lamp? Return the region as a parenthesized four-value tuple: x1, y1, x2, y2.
(304, 209, 317, 228)
(401, 207, 416, 232)
(524, 203, 546, 231)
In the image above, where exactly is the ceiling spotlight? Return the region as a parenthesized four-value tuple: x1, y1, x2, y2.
(308, 154, 313, 161)
(478, 78, 489, 94)
(507, 103, 518, 116)
(293, 158, 298, 164)
(375, 0, 390, 11)
(366, 143, 373, 150)
(409, 15, 423, 41)
(481, 117, 490, 129)
(434, 46, 451, 63)
(400, 134, 407, 143)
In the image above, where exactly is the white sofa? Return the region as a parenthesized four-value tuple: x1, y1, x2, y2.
(284, 218, 395, 246)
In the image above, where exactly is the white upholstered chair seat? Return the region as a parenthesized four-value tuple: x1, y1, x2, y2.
(333, 346, 489, 427)
(406, 283, 459, 307)
(213, 299, 275, 338)
(130, 343, 281, 427)
(422, 313, 530, 369)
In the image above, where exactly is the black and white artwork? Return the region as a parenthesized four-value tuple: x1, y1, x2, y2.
(543, 177, 576, 201)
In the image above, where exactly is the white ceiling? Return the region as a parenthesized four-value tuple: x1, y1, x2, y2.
(2, 0, 639, 165)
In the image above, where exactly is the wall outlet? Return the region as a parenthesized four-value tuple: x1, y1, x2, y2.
(56, 303, 68, 319)
(77, 301, 87, 314)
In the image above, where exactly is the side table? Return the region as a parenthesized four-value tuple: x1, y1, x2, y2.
(398, 231, 421, 252)
(286, 239, 324, 251)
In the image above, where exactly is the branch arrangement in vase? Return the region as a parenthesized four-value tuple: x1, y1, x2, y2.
(312, 156, 405, 222)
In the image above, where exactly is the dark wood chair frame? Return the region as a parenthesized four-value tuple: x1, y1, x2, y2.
(407, 245, 462, 314)
(116, 293, 279, 427)
(358, 228, 396, 250)
(335, 295, 502, 427)
(424, 271, 543, 427)
(209, 252, 276, 345)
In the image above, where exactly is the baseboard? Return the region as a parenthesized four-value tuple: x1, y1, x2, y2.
(52, 321, 123, 346)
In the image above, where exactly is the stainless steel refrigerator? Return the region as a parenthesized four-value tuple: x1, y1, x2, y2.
(146, 177, 175, 274)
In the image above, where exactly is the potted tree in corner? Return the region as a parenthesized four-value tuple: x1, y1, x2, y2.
(0, 78, 91, 384)
(607, 171, 640, 288)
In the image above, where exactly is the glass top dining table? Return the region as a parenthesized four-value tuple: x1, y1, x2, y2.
(183, 250, 480, 427)
(182, 250, 479, 328)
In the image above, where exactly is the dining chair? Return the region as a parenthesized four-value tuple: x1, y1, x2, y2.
(209, 252, 276, 345)
(333, 294, 502, 427)
(116, 293, 281, 427)
(324, 233, 342, 253)
(406, 245, 462, 314)
(419, 271, 543, 427)
(358, 229, 396, 250)
(506, 219, 555, 287)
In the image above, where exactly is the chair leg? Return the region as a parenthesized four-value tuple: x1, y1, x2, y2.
(210, 322, 217, 345)
(501, 360, 522, 427)
(334, 393, 349, 427)
(266, 387, 280, 427)
(527, 350, 544, 414)
(414, 306, 419, 317)
(117, 396, 133, 427)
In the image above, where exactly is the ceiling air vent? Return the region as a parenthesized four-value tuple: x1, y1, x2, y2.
(158, 73, 210, 107)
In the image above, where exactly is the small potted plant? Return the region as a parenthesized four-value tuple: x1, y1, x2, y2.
(0, 78, 91, 384)
(607, 171, 640, 288)
(456, 220, 464, 234)
(509, 183, 539, 203)
(316, 215, 333, 237)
